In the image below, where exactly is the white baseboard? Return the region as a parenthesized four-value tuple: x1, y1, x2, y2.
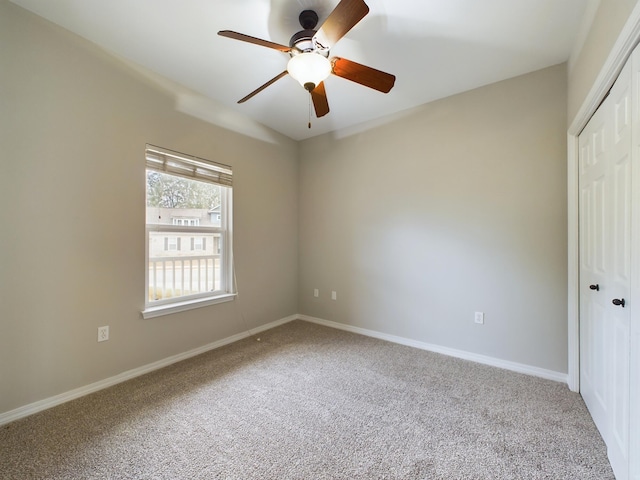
(298, 315, 568, 384)
(0, 315, 298, 427)
(0, 313, 568, 426)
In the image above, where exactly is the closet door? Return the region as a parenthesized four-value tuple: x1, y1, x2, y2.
(608, 58, 632, 479)
(579, 89, 612, 443)
(579, 59, 632, 480)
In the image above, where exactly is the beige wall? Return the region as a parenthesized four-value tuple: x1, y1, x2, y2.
(568, 0, 639, 121)
(299, 64, 568, 373)
(0, 1, 298, 414)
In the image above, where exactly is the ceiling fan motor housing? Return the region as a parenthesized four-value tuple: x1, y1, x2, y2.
(289, 29, 317, 51)
(289, 10, 328, 56)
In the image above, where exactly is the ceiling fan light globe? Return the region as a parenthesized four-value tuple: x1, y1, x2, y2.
(287, 53, 331, 91)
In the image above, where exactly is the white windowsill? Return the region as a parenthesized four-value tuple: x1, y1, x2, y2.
(141, 293, 236, 319)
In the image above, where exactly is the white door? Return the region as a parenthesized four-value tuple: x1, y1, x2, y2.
(608, 59, 632, 478)
(579, 95, 611, 442)
(579, 59, 632, 480)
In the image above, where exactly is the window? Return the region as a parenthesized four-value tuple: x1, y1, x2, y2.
(191, 237, 205, 251)
(165, 236, 180, 251)
(143, 144, 234, 318)
(173, 218, 200, 226)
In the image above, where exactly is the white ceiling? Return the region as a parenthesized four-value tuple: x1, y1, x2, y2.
(11, 0, 591, 141)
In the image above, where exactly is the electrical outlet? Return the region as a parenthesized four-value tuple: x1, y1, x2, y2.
(314, 288, 319, 298)
(331, 291, 337, 300)
(474, 312, 484, 325)
(98, 325, 109, 342)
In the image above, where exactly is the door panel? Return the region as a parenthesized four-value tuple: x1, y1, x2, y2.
(611, 317, 630, 459)
(612, 156, 631, 283)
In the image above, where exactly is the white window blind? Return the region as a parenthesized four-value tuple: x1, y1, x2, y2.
(145, 144, 232, 187)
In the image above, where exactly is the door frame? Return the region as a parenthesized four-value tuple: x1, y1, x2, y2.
(568, 5, 640, 479)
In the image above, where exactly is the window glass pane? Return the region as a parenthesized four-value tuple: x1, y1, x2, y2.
(146, 170, 226, 304)
(146, 171, 221, 227)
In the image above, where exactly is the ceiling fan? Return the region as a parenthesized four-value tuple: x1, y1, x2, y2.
(218, 0, 396, 122)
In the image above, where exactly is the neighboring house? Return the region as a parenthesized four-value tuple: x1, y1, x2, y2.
(146, 206, 222, 259)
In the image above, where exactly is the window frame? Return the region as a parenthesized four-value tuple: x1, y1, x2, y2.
(142, 145, 235, 319)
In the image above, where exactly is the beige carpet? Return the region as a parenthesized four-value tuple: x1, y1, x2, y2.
(0, 320, 613, 479)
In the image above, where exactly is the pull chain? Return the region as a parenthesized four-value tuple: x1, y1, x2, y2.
(308, 94, 312, 129)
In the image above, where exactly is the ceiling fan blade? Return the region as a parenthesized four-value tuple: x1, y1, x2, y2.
(238, 71, 289, 103)
(315, 0, 369, 47)
(331, 57, 396, 93)
(218, 30, 291, 52)
(311, 82, 330, 117)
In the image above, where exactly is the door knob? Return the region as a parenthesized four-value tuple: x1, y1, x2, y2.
(589, 284, 600, 291)
(612, 298, 625, 307)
